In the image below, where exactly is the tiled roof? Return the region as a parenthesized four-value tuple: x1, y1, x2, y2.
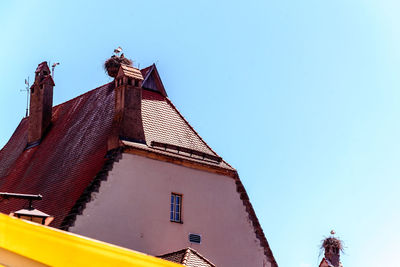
(141, 90, 231, 170)
(142, 90, 213, 154)
(118, 64, 144, 80)
(0, 83, 114, 228)
(158, 247, 216, 267)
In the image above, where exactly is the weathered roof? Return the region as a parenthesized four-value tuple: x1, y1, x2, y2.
(0, 83, 114, 228)
(158, 247, 216, 267)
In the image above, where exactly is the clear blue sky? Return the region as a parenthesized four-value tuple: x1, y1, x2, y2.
(1, 1, 399, 266)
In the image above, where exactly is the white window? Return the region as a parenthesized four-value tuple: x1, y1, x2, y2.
(170, 193, 182, 223)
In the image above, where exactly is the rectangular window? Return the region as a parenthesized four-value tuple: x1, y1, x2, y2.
(170, 193, 182, 223)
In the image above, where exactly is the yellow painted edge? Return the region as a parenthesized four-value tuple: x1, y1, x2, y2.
(0, 213, 182, 267)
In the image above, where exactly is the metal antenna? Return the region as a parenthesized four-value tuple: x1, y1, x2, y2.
(20, 77, 30, 117)
(51, 62, 60, 79)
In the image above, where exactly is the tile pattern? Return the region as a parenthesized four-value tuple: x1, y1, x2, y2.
(158, 247, 216, 267)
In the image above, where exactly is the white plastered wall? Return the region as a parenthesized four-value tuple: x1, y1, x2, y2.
(70, 153, 271, 267)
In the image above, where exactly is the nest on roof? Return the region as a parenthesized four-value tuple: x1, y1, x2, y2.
(321, 237, 344, 252)
(104, 54, 133, 78)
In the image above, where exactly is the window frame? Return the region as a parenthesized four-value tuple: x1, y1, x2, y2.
(170, 192, 183, 223)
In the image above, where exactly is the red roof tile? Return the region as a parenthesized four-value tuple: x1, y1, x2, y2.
(0, 83, 114, 228)
(143, 91, 217, 156)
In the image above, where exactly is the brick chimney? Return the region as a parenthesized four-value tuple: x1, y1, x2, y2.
(28, 62, 55, 146)
(108, 64, 145, 150)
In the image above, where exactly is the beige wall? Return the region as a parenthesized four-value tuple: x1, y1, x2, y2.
(70, 153, 271, 267)
(0, 247, 47, 267)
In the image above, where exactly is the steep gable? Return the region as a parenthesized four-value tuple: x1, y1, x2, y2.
(141, 64, 167, 97)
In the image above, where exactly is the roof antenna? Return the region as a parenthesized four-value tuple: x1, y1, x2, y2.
(20, 77, 30, 117)
(51, 62, 60, 79)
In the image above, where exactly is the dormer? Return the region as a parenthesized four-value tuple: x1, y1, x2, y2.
(141, 64, 167, 97)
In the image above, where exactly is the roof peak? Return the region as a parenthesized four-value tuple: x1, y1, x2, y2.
(158, 247, 216, 267)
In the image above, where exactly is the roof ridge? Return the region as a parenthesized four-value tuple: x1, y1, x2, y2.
(0, 117, 27, 153)
(157, 248, 187, 258)
(233, 173, 278, 267)
(164, 97, 224, 161)
(181, 248, 191, 265)
(186, 247, 216, 267)
(141, 64, 154, 83)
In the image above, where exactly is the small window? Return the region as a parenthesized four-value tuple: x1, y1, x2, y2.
(170, 193, 182, 223)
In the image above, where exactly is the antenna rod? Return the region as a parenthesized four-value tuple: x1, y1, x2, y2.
(26, 77, 29, 117)
(51, 62, 60, 79)
(0, 192, 43, 211)
(0, 192, 42, 200)
(21, 77, 30, 117)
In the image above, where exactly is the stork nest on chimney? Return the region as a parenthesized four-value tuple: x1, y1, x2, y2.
(104, 54, 133, 78)
(321, 237, 343, 252)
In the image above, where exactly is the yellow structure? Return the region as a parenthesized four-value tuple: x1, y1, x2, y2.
(0, 213, 181, 267)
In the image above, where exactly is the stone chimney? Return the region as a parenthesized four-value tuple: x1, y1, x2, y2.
(108, 64, 145, 150)
(28, 62, 55, 146)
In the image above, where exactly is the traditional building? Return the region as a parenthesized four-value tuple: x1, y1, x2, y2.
(0, 57, 277, 267)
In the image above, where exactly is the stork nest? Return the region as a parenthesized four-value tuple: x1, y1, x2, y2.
(104, 55, 133, 77)
(321, 237, 343, 252)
